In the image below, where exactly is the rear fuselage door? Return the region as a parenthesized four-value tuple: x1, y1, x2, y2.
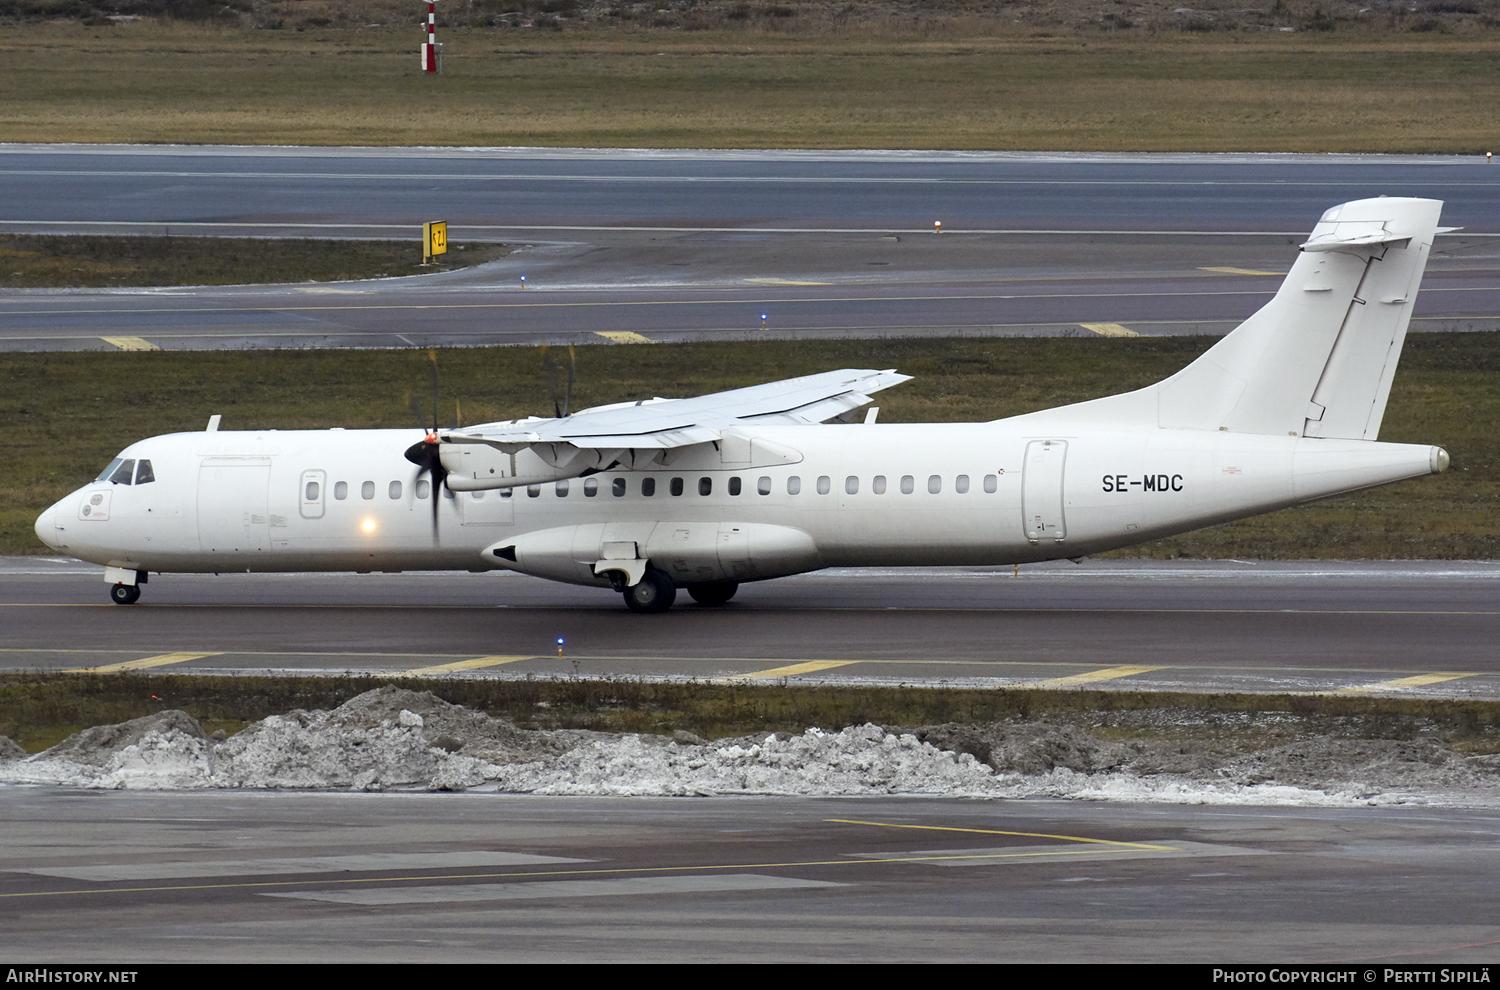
(1022, 440, 1068, 543)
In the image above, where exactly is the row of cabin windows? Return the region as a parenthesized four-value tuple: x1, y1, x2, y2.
(303, 473, 1001, 503)
(522, 474, 1001, 499)
(96, 458, 155, 486)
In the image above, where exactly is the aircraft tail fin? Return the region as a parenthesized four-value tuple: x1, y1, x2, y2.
(1155, 197, 1442, 440)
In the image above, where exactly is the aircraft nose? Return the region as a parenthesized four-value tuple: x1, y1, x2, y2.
(34, 502, 59, 550)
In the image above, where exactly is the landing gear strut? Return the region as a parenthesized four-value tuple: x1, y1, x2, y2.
(109, 583, 141, 605)
(687, 581, 739, 606)
(623, 568, 676, 614)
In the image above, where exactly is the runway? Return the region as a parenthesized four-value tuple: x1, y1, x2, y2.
(2, 147, 1498, 350)
(3, 789, 1498, 962)
(5, 558, 1498, 699)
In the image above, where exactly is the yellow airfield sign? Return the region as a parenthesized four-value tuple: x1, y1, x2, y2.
(423, 221, 448, 263)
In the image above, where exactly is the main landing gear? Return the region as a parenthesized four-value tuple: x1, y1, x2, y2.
(623, 568, 677, 614)
(686, 581, 739, 606)
(110, 583, 141, 605)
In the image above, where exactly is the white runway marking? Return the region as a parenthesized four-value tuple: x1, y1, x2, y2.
(845, 841, 1266, 867)
(262, 873, 845, 905)
(24, 851, 591, 882)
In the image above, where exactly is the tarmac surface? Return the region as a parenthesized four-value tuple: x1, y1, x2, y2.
(2, 147, 1497, 350)
(4, 557, 1498, 699)
(2, 789, 1498, 963)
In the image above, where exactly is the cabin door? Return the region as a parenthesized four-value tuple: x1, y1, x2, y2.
(1022, 440, 1067, 543)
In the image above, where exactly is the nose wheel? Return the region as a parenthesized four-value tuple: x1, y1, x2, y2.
(109, 583, 141, 605)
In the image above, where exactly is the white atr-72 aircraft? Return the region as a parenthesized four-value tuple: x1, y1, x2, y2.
(36, 198, 1451, 612)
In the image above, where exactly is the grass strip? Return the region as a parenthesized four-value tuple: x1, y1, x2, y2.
(3, 671, 1497, 756)
(0, 235, 510, 289)
(0, 23, 1498, 151)
(2, 333, 1495, 559)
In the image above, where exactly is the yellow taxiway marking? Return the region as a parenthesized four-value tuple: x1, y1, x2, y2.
(1333, 672, 1481, 695)
(1199, 266, 1285, 276)
(744, 277, 832, 286)
(825, 819, 1176, 851)
(1028, 665, 1164, 689)
(1079, 322, 1140, 337)
(402, 655, 536, 676)
(594, 330, 656, 344)
(99, 335, 159, 351)
(729, 660, 860, 680)
(64, 651, 222, 674)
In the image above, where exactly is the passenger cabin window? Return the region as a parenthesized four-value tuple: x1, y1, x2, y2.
(415, 480, 429, 499)
(698, 477, 712, 496)
(305, 481, 320, 501)
(956, 474, 970, 494)
(787, 476, 801, 495)
(107, 459, 136, 485)
(134, 460, 155, 485)
(361, 481, 375, 500)
(389, 480, 402, 499)
(928, 475, 942, 494)
(669, 477, 684, 497)
(556, 480, 569, 497)
(900, 475, 914, 494)
(984, 474, 998, 493)
(500, 489, 512, 499)
(443, 487, 455, 499)
(845, 476, 858, 495)
(642, 478, 656, 497)
(729, 477, 742, 496)
(612, 478, 626, 497)
(585, 478, 598, 497)
(335, 481, 349, 500)
(527, 485, 540, 498)
(816, 476, 831, 495)
(757, 476, 771, 496)
(873, 475, 887, 495)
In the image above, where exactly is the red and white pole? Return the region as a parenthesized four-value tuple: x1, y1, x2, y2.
(421, 2, 437, 73)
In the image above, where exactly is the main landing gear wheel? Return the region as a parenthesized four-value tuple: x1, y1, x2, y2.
(687, 581, 739, 606)
(109, 583, 140, 605)
(623, 568, 676, 614)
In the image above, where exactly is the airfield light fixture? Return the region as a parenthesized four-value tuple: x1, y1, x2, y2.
(520, 276, 527, 290)
(557, 637, 565, 660)
(934, 220, 942, 234)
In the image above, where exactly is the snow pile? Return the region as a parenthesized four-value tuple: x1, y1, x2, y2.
(3, 688, 1498, 807)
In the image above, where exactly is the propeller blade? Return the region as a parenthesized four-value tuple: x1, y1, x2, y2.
(541, 345, 562, 418)
(406, 391, 426, 430)
(427, 349, 441, 433)
(403, 435, 447, 538)
(564, 345, 575, 418)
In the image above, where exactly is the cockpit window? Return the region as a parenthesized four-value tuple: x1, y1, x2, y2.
(96, 458, 123, 483)
(107, 459, 136, 485)
(135, 460, 155, 485)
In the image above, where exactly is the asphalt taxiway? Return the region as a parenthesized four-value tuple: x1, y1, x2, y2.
(2, 147, 1497, 350)
(4, 558, 1497, 699)
(3, 790, 1498, 962)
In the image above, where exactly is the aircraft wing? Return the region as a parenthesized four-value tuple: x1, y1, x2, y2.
(447, 368, 910, 451)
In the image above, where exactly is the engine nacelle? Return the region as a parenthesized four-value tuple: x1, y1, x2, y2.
(481, 522, 824, 588)
(441, 441, 616, 491)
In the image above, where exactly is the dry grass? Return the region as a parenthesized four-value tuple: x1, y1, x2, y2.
(2, 333, 1496, 559)
(0, 235, 509, 288)
(0, 20, 1496, 150)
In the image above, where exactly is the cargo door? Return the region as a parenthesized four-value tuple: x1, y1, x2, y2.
(198, 459, 271, 555)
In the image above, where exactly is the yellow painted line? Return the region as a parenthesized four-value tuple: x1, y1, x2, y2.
(824, 819, 1176, 851)
(1332, 672, 1481, 695)
(744, 277, 832, 286)
(1078, 322, 1140, 337)
(594, 330, 656, 344)
(99, 335, 159, 351)
(64, 651, 222, 674)
(402, 655, 536, 676)
(1200, 266, 1285, 276)
(1028, 665, 1164, 689)
(728, 660, 860, 680)
(0, 847, 1179, 901)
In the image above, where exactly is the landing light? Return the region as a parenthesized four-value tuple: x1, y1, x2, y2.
(362, 518, 377, 534)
